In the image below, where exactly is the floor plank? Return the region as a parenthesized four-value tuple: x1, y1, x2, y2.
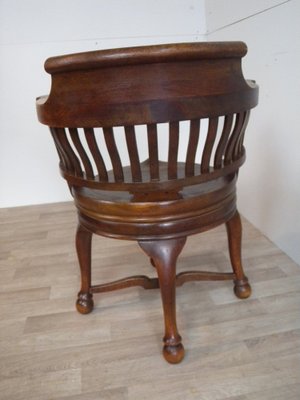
(0, 201, 299, 399)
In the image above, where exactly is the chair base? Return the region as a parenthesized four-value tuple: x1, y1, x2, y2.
(75, 268, 251, 363)
(75, 206, 251, 363)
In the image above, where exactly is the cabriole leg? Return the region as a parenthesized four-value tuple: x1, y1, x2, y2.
(226, 211, 251, 299)
(76, 223, 94, 314)
(139, 237, 186, 364)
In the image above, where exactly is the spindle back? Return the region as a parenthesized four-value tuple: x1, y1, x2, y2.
(36, 42, 258, 193)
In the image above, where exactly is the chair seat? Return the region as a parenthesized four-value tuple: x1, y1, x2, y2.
(73, 163, 237, 240)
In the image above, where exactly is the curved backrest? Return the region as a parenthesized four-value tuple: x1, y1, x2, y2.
(36, 42, 258, 193)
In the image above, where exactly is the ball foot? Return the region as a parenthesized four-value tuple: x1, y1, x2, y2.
(234, 278, 251, 299)
(76, 291, 94, 314)
(163, 343, 185, 364)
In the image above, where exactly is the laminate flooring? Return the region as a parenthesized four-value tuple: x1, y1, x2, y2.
(0, 201, 299, 399)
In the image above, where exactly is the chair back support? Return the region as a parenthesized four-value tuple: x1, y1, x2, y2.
(36, 42, 258, 193)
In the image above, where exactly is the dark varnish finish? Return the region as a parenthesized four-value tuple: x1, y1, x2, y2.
(36, 42, 258, 363)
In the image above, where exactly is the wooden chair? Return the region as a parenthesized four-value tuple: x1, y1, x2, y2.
(36, 42, 259, 363)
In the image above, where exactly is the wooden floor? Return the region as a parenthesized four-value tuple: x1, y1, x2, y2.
(0, 201, 299, 400)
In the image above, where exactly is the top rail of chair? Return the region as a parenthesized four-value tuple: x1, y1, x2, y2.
(45, 41, 248, 74)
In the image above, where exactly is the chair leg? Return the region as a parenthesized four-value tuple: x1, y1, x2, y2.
(75, 223, 94, 314)
(139, 237, 186, 364)
(226, 211, 251, 299)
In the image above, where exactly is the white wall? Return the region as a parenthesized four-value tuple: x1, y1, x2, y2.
(0, 0, 206, 207)
(1, 0, 300, 265)
(206, 0, 300, 264)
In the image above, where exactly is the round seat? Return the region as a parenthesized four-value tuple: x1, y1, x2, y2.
(73, 175, 237, 240)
